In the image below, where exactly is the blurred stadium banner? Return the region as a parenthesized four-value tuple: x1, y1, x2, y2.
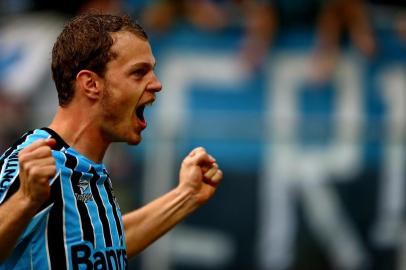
(1, 12, 405, 270)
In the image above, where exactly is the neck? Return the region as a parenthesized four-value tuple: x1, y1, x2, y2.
(48, 106, 110, 163)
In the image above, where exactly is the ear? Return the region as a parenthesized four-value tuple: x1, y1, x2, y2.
(76, 70, 103, 101)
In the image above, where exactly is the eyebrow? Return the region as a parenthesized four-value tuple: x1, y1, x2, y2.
(129, 61, 157, 71)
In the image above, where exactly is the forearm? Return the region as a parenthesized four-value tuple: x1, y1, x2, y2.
(123, 186, 199, 258)
(0, 192, 39, 262)
(123, 147, 223, 259)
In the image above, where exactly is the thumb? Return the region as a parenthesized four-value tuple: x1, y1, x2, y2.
(45, 138, 57, 149)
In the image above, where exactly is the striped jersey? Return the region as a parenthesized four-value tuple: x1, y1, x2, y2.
(0, 128, 128, 270)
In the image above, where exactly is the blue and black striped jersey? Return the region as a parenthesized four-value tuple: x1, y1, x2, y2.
(0, 128, 128, 270)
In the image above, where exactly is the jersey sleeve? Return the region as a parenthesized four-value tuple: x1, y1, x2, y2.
(0, 129, 60, 243)
(0, 129, 57, 204)
(0, 148, 21, 205)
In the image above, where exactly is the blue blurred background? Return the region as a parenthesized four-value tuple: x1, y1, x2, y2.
(0, 0, 405, 269)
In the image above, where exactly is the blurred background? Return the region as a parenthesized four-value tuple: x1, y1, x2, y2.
(0, 0, 405, 269)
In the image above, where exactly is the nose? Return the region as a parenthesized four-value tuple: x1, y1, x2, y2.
(148, 72, 162, 93)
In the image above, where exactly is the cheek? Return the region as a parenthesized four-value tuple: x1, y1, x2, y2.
(103, 80, 144, 114)
(101, 93, 127, 122)
(103, 86, 133, 110)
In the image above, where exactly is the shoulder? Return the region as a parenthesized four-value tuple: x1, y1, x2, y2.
(0, 128, 54, 170)
(0, 128, 52, 203)
(0, 129, 55, 160)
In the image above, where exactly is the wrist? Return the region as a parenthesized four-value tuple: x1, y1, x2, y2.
(173, 185, 201, 211)
(14, 190, 43, 215)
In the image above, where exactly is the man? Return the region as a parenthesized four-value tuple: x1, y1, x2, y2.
(0, 13, 223, 269)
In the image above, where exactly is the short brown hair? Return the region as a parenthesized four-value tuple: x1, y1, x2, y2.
(51, 13, 148, 106)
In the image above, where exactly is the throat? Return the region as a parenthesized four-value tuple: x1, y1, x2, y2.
(48, 121, 108, 164)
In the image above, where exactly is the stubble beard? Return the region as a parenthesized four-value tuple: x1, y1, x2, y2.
(100, 86, 122, 142)
(100, 86, 142, 145)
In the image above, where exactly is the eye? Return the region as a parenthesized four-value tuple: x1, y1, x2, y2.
(132, 68, 147, 78)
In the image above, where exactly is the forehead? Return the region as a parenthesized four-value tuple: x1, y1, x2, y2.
(108, 31, 155, 69)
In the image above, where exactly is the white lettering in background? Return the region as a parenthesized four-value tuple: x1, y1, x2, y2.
(258, 53, 368, 270)
(142, 52, 245, 270)
(371, 65, 406, 261)
(139, 50, 405, 270)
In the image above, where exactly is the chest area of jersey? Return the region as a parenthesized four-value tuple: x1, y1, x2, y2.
(57, 164, 125, 250)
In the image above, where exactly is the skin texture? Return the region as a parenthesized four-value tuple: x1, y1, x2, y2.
(48, 31, 162, 162)
(98, 31, 162, 145)
(0, 30, 223, 262)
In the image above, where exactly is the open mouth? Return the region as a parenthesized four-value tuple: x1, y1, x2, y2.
(136, 105, 146, 122)
(135, 100, 154, 125)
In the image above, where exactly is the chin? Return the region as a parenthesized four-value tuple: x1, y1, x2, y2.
(126, 134, 142, 145)
(127, 140, 141, 146)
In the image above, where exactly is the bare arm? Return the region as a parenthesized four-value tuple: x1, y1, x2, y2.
(123, 147, 223, 258)
(0, 139, 56, 262)
(0, 191, 41, 261)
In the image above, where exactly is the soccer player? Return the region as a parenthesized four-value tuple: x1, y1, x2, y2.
(0, 13, 223, 270)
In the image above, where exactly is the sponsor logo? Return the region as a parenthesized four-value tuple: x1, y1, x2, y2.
(71, 243, 127, 270)
(0, 151, 20, 199)
(75, 178, 93, 203)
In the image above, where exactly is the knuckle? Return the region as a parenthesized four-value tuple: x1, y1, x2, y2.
(37, 139, 46, 145)
(194, 151, 205, 159)
(18, 152, 27, 163)
(218, 170, 223, 178)
(24, 162, 33, 172)
(30, 166, 40, 177)
(41, 146, 52, 156)
(182, 158, 191, 167)
(49, 166, 57, 176)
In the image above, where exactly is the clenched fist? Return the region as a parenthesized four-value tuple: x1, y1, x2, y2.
(17, 139, 57, 207)
(179, 147, 223, 204)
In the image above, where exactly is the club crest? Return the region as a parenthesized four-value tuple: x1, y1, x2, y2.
(75, 178, 93, 203)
